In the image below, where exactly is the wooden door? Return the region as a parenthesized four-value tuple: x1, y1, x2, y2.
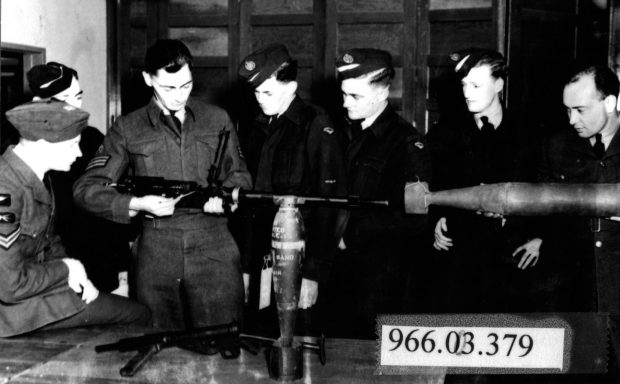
(113, 0, 427, 131)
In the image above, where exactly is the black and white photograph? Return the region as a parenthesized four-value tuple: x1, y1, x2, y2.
(0, 0, 619, 383)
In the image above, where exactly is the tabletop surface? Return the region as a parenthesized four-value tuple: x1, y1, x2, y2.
(0, 326, 445, 383)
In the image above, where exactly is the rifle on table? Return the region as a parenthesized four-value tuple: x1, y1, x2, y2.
(95, 321, 239, 377)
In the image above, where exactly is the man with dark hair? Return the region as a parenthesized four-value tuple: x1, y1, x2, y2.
(0, 101, 150, 337)
(74, 39, 252, 330)
(428, 48, 541, 313)
(237, 44, 347, 336)
(26, 62, 132, 294)
(538, 64, 620, 380)
(327, 48, 430, 338)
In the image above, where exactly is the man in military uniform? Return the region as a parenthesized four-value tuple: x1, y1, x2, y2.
(0, 101, 150, 337)
(327, 48, 431, 338)
(74, 39, 252, 330)
(237, 44, 347, 336)
(27, 62, 132, 294)
(428, 49, 543, 313)
(538, 65, 620, 381)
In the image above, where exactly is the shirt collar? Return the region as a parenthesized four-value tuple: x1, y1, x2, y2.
(2, 146, 51, 205)
(362, 103, 396, 137)
(256, 95, 305, 131)
(146, 97, 196, 127)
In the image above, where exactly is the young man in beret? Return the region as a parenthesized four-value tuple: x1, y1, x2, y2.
(0, 101, 150, 337)
(27, 62, 132, 295)
(237, 44, 347, 336)
(328, 48, 430, 338)
(74, 39, 252, 330)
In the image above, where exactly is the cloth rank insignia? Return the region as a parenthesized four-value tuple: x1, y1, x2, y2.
(0, 226, 21, 250)
(0, 194, 11, 206)
(85, 155, 111, 172)
(0, 213, 16, 224)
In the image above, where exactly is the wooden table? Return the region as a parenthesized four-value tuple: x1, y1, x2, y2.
(0, 326, 445, 383)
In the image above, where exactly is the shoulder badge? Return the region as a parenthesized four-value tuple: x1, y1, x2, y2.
(0, 213, 15, 224)
(323, 127, 334, 135)
(0, 194, 10, 206)
(0, 226, 21, 250)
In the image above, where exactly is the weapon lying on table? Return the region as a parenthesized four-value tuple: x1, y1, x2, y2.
(106, 175, 389, 208)
(95, 322, 239, 377)
(404, 181, 620, 216)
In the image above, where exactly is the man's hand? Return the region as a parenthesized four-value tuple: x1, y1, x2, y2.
(512, 238, 542, 270)
(62, 258, 100, 304)
(433, 217, 453, 251)
(129, 195, 180, 217)
(203, 196, 231, 214)
(298, 278, 318, 309)
(243, 273, 250, 304)
(338, 238, 346, 250)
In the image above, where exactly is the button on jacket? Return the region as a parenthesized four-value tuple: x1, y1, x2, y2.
(0, 148, 84, 337)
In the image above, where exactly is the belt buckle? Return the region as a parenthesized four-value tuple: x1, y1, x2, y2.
(591, 218, 601, 233)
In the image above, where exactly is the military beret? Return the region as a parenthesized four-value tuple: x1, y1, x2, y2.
(5, 101, 89, 143)
(238, 44, 292, 86)
(450, 48, 505, 78)
(27, 62, 78, 99)
(336, 48, 393, 80)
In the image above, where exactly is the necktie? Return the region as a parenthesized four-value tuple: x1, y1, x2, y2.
(161, 112, 182, 137)
(171, 114, 182, 133)
(480, 116, 494, 135)
(593, 133, 605, 159)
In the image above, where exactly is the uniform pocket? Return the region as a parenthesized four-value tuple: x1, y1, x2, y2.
(127, 137, 165, 174)
(351, 155, 387, 198)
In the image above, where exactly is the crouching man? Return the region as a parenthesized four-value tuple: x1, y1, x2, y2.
(0, 100, 150, 337)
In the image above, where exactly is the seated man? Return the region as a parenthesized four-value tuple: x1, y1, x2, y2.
(27, 61, 133, 294)
(0, 100, 150, 337)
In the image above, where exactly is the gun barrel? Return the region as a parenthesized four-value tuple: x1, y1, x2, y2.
(405, 182, 620, 216)
(234, 189, 388, 207)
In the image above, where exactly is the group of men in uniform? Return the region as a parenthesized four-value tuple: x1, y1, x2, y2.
(1, 36, 620, 382)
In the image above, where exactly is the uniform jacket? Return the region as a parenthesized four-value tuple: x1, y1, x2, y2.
(538, 126, 620, 313)
(427, 110, 540, 259)
(239, 96, 347, 282)
(344, 103, 430, 250)
(73, 98, 252, 223)
(0, 148, 84, 337)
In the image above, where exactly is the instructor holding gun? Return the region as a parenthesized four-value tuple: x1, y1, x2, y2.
(74, 39, 252, 330)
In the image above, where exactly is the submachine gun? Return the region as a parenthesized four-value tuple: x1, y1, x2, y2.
(108, 175, 388, 209)
(95, 322, 240, 377)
